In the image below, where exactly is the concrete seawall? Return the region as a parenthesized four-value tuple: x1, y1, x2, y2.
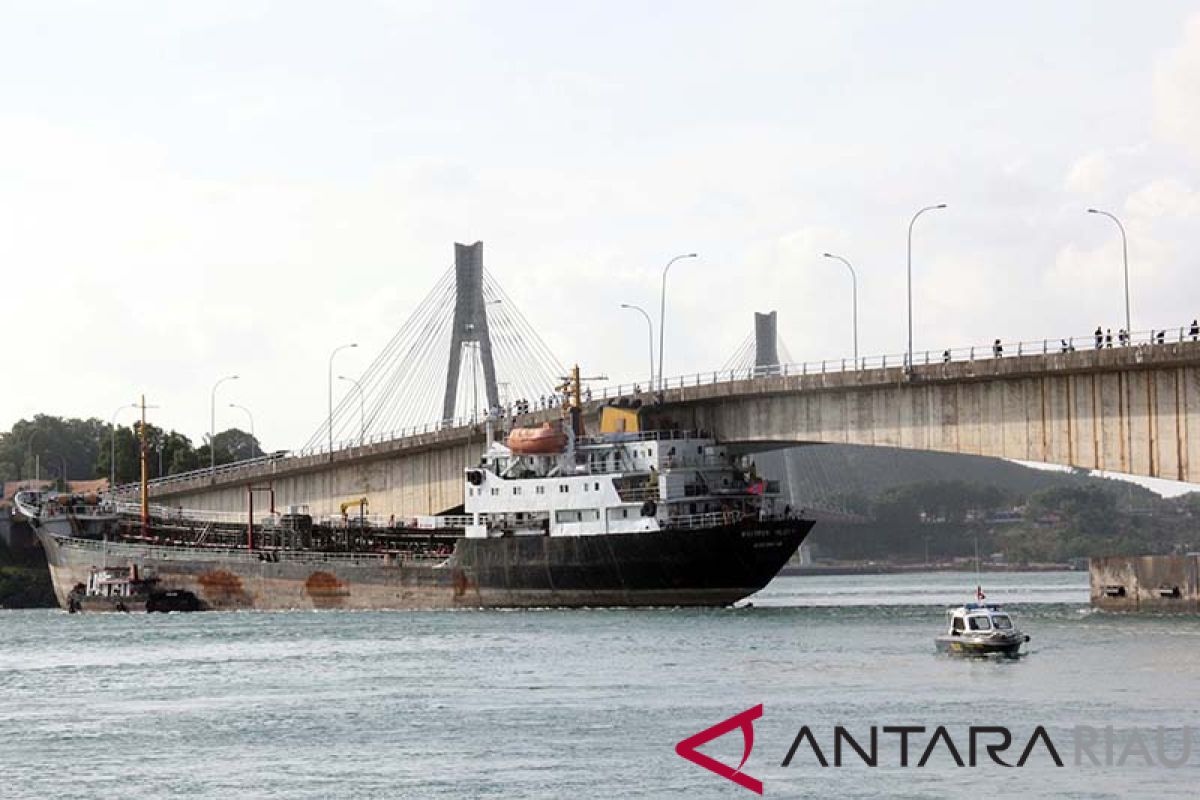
(1090, 555, 1200, 612)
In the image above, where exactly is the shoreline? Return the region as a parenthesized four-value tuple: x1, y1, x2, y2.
(779, 562, 1080, 577)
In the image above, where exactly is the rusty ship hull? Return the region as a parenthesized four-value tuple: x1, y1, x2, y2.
(37, 518, 812, 611)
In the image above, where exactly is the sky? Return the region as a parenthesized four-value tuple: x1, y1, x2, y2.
(3, 1, 1200, 479)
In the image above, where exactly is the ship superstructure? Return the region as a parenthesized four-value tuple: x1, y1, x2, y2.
(466, 420, 781, 540)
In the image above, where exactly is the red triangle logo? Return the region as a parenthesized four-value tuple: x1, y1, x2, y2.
(675, 704, 764, 794)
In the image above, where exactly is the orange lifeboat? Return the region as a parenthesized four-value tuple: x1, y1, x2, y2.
(507, 423, 568, 455)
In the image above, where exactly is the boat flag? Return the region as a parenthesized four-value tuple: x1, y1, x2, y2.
(976, 585, 986, 601)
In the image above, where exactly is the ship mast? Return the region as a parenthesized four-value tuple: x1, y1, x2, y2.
(560, 365, 606, 437)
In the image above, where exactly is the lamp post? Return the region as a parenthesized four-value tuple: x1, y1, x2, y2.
(657, 252, 698, 390)
(907, 204, 947, 371)
(48, 453, 68, 490)
(337, 376, 365, 445)
(24, 430, 40, 484)
(620, 303, 655, 389)
(822, 252, 859, 364)
(229, 402, 255, 443)
(328, 343, 358, 456)
(210, 374, 239, 476)
(1087, 208, 1131, 337)
(109, 403, 137, 488)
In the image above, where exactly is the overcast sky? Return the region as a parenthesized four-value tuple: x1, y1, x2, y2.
(3, 1, 1200, 461)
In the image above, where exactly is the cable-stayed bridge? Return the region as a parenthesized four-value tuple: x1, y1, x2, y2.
(137, 241, 1200, 517)
(309, 241, 564, 450)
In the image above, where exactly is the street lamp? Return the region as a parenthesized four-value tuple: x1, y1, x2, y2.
(822, 253, 859, 364)
(620, 303, 655, 389)
(25, 430, 40, 484)
(1087, 208, 1131, 337)
(109, 403, 137, 489)
(657, 252, 698, 390)
(229, 403, 255, 441)
(210, 374, 239, 476)
(328, 343, 358, 456)
(48, 453, 68, 489)
(338, 376, 365, 446)
(907, 204, 947, 371)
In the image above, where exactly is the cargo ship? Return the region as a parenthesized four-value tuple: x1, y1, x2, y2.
(23, 373, 813, 611)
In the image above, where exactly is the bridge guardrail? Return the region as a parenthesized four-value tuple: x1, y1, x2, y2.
(595, 324, 1199, 399)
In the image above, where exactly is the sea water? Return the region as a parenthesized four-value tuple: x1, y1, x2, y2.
(2, 571, 1198, 799)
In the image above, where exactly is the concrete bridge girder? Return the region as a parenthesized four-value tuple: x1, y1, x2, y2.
(147, 343, 1200, 517)
(647, 343, 1200, 484)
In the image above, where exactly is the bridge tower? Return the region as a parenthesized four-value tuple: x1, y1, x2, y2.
(442, 241, 500, 424)
(754, 311, 780, 371)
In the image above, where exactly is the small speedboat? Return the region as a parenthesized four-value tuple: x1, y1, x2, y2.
(934, 602, 1030, 657)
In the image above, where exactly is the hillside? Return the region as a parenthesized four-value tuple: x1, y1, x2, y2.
(757, 444, 1160, 508)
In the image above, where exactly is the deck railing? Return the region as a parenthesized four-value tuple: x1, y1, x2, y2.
(50, 534, 448, 566)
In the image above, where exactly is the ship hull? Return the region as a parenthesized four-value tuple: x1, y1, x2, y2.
(37, 519, 811, 611)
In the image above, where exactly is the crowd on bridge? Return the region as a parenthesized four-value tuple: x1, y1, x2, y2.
(942, 319, 1200, 364)
(494, 386, 595, 422)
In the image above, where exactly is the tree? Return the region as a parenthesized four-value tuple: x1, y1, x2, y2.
(210, 428, 263, 464)
(0, 415, 105, 484)
(0, 414, 246, 485)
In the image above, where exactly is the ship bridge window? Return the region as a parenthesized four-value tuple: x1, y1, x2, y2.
(556, 509, 600, 523)
(951, 617, 964, 635)
(967, 615, 992, 631)
(991, 614, 1013, 630)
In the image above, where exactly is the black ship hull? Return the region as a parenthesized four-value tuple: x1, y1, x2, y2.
(38, 518, 812, 610)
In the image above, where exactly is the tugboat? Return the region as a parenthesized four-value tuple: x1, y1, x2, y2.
(66, 564, 201, 613)
(934, 599, 1031, 657)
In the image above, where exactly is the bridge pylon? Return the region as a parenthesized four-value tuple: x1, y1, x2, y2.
(442, 241, 500, 424)
(754, 311, 780, 373)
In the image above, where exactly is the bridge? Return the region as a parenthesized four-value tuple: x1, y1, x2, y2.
(136, 242, 1200, 518)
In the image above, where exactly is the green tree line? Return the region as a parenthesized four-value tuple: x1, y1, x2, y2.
(0, 414, 265, 486)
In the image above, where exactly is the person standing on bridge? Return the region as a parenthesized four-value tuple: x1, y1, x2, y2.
(1191, 320, 1199, 341)
(1094, 326, 1103, 349)
(1105, 329, 1113, 348)
(992, 339, 1003, 358)
(1118, 328, 1128, 346)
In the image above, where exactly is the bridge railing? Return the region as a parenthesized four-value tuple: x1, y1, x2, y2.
(116, 413, 488, 494)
